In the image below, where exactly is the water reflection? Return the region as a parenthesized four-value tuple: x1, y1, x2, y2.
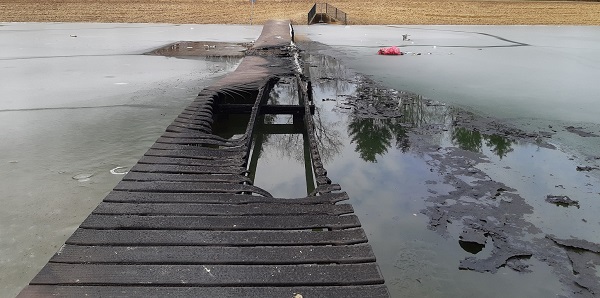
(459, 240, 485, 254)
(348, 118, 408, 162)
(262, 76, 343, 164)
(452, 127, 483, 153)
(307, 53, 517, 162)
(299, 45, 600, 297)
(452, 127, 514, 159)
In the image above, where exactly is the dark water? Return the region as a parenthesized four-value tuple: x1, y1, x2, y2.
(235, 52, 600, 297)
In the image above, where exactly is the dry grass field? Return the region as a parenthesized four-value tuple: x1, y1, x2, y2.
(0, 0, 599, 25)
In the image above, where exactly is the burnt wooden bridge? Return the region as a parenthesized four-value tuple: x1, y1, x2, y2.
(18, 20, 388, 297)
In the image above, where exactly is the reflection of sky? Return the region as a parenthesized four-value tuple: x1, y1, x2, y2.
(292, 53, 595, 297)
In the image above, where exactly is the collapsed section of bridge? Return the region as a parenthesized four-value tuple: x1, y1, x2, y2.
(18, 20, 388, 298)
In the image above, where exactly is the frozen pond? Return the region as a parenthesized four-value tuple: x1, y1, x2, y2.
(2, 22, 600, 298)
(0, 22, 260, 297)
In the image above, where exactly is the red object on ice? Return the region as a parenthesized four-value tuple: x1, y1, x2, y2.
(378, 46, 403, 55)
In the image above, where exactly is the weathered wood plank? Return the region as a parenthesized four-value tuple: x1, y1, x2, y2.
(175, 115, 214, 124)
(155, 137, 233, 147)
(161, 131, 229, 140)
(179, 107, 212, 113)
(137, 156, 245, 167)
(18, 285, 390, 298)
(80, 214, 361, 230)
(167, 122, 212, 131)
(113, 182, 272, 197)
(165, 124, 211, 134)
(178, 110, 213, 117)
(156, 137, 244, 146)
(103, 191, 348, 204)
(93, 202, 353, 216)
(121, 172, 250, 183)
(173, 117, 213, 126)
(130, 164, 246, 175)
(50, 244, 374, 264)
(30, 263, 384, 286)
(66, 229, 368, 246)
(148, 145, 244, 154)
(144, 148, 244, 160)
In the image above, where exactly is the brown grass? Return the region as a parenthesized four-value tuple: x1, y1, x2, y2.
(0, 0, 599, 25)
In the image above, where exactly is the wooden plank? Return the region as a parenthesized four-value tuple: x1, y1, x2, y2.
(150, 143, 245, 151)
(50, 244, 375, 264)
(113, 181, 272, 197)
(176, 115, 214, 123)
(130, 164, 246, 174)
(80, 214, 361, 230)
(183, 105, 213, 111)
(178, 110, 213, 117)
(137, 156, 245, 167)
(260, 123, 305, 135)
(172, 118, 212, 127)
(30, 263, 384, 286)
(155, 137, 232, 147)
(149, 142, 244, 151)
(19, 285, 390, 298)
(167, 122, 212, 131)
(93, 202, 354, 216)
(144, 149, 245, 160)
(176, 111, 213, 120)
(186, 100, 213, 105)
(148, 145, 244, 154)
(166, 124, 211, 133)
(156, 137, 245, 146)
(173, 117, 213, 126)
(121, 172, 250, 183)
(161, 131, 228, 140)
(103, 191, 348, 204)
(66, 228, 368, 246)
(215, 103, 253, 114)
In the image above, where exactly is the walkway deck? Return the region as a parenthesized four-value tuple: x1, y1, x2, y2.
(18, 20, 389, 297)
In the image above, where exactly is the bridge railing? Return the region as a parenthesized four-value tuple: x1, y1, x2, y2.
(308, 3, 347, 25)
(325, 3, 347, 25)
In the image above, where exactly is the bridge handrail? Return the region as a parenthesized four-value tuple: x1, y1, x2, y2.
(325, 3, 347, 25)
(308, 3, 347, 25)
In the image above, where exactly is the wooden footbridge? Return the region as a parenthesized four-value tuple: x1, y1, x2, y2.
(18, 20, 388, 297)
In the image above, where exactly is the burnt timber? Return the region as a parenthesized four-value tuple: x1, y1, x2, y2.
(18, 20, 389, 297)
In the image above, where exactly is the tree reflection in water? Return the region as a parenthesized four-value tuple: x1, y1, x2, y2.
(452, 127, 483, 153)
(259, 76, 343, 164)
(452, 127, 514, 159)
(348, 118, 393, 162)
(485, 134, 513, 159)
(345, 75, 449, 162)
(304, 53, 515, 163)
